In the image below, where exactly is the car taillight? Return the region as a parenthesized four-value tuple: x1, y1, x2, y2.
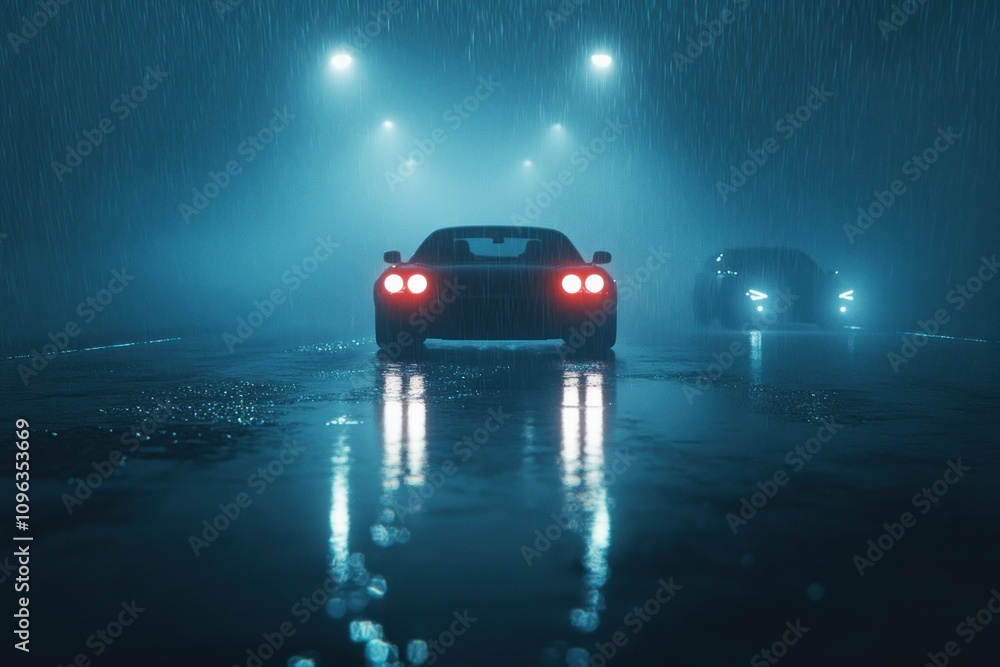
(584, 274, 605, 293)
(562, 274, 582, 294)
(407, 274, 428, 294)
(384, 274, 404, 293)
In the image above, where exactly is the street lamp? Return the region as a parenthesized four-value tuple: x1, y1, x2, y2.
(590, 53, 612, 69)
(330, 52, 353, 70)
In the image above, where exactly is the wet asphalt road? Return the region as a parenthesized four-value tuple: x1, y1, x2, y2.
(4, 330, 1000, 666)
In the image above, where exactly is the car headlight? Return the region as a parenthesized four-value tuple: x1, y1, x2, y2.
(839, 290, 854, 301)
(746, 289, 768, 301)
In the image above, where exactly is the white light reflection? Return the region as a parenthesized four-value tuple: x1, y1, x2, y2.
(561, 370, 610, 633)
(405, 374, 426, 486)
(330, 433, 351, 583)
(372, 368, 428, 548)
(749, 329, 763, 385)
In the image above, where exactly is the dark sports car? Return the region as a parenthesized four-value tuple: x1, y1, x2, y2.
(692, 247, 855, 328)
(374, 226, 617, 353)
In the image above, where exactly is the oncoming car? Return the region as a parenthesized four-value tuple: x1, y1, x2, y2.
(374, 226, 617, 353)
(692, 247, 855, 328)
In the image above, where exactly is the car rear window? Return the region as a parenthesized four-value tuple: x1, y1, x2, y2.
(411, 229, 585, 265)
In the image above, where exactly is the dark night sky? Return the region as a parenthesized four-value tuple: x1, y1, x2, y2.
(2, 0, 999, 351)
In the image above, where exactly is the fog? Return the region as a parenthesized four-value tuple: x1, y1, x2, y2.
(3, 0, 999, 352)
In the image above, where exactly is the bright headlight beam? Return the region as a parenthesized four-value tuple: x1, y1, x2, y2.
(747, 289, 769, 301)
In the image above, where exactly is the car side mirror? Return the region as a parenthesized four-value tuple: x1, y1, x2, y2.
(384, 251, 402, 264)
(592, 251, 612, 264)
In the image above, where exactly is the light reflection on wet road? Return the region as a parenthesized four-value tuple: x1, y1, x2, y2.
(6, 331, 1000, 666)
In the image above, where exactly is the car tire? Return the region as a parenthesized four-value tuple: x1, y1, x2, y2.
(692, 292, 711, 325)
(564, 313, 617, 356)
(718, 300, 741, 329)
(374, 313, 423, 356)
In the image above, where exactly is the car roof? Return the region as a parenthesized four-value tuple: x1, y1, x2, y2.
(430, 226, 569, 238)
(411, 226, 584, 264)
(715, 247, 816, 262)
(718, 246, 811, 257)
(710, 247, 820, 271)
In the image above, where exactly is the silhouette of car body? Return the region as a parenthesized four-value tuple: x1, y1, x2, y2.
(375, 226, 616, 352)
(692, 247, 854, 328)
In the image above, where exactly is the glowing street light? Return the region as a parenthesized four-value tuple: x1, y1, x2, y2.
(590, 53, 613, 69)
(523, 159, 534, 168)
(330, 52, 353, 70)
(382, 120, 394, 129)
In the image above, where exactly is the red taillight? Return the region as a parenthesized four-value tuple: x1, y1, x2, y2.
(407, 274, 428, 294)
(563, 272, 606, 294)
(384, 274, 404, 293)
(584, 274, 605, 293)
(562, 274, 582, 294)
(384, 272, 430, 295)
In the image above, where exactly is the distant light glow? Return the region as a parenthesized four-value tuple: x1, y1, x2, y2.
(900, 331, 991, 343)
(523, 159, 534, 168)
(590, 53, 613, 69)
(6, 336, 180, 360)
(840, 306, 848, 313)
(839, 290, 855, 301)
(407, 274, 428, 294)
(552, 123, 564, 132)
(585, 274, 605, 293)
(384, 274, 404, 293)
(747, 289, 769, 301)
(330, 52, 353, 70)
(757, 305, 765, 313)
(382, 120, 394, 128)
(562, 274, 583, 294)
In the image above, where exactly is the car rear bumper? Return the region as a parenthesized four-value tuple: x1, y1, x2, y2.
(375, 294, 617, 340)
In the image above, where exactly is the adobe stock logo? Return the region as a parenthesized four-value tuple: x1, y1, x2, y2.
(671, 0, 749, 73)
(852, 459, 970, 577)
(717, 85, 833, 201)
(7, 0, 73, 53)
(180, 107, 295, 224)
(51, 66, 170, 182)
(17, 268, 135, 386)
(385, 76, 501, 191)
(844, 127, 961, 244)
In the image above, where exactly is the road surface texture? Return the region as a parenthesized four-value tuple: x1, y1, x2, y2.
(4, 330, 999, 666)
